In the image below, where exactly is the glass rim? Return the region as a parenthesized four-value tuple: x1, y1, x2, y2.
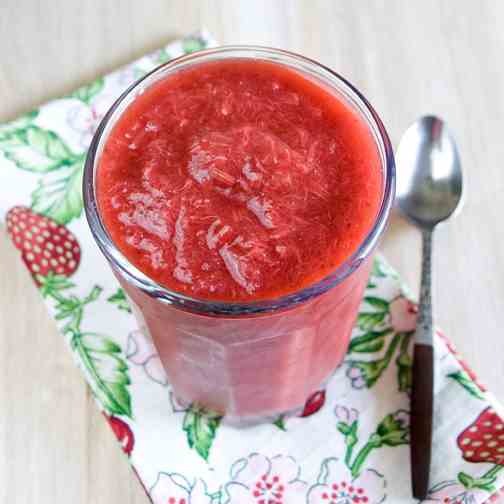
(83, 45, 395, 316)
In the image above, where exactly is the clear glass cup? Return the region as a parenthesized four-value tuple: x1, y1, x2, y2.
(83, 46, 395, 424)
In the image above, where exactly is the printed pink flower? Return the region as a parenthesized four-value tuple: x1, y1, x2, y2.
(335, 405, 359, 425)
(150, 473, 212, 504)
(126, 329, 169, 386)
(224, 453, 307, 504)
(169, 391, 191, 413)
(307, 458, 386, 504)
(346, 365, 367, 389)
(423, 480, 486, 504)
(67, 94, 115, 148)
(389, 296, 417, 333)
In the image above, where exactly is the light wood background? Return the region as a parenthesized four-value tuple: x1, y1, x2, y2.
(1, 1, 504, 502)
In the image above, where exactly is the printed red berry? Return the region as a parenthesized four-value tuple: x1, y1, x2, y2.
(107, 415, 135, 456)
(300, 390, 326, 417)
(457, 407, 504, 465)
(6, 206, 81, 284)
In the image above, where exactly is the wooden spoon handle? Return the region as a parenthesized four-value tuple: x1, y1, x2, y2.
(410, 343, 434, 499)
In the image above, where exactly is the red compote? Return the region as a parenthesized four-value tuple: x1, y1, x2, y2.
(87, 48, 394, 422)
(98, 59, 381, 300)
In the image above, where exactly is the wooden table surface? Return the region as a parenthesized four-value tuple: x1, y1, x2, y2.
(1, 1, 504, 502)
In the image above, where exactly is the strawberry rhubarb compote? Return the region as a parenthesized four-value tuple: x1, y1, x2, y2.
(89, 48, 394, 422)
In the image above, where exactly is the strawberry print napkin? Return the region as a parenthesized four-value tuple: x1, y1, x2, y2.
(1, 32, 504, 504)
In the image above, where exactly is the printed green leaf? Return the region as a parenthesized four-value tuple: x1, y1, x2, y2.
(397, 365, 412, 394)
(155, 48, 173, 64)
(182, 35, 208, 54)
(371, 256, 398, 279)
(351, 338, 384, 354)
(363, 296, 389, 312)
(54, 294, 83, 322)
(375, 410, 410, 447)
(71, 77, 105, 104)
(183, 406, 221, 461)
(41, 281, 132, 419)
(0, 110, 39, 140)
(209, 491, 223, 504)
(458, 472, 473, 488)
(396, 332, 413, 393)
(371, 257, 387, 278)
(85, 285, 103, 304)
(458, 471, 497, 492)
(31, 157, 84, 224)
(107, 288, 132, 313)
(80, 333, 122, 354)
(30, 126, 72, 160)
(349, 329, 391, 354)
(357, 311, 387, 331)
(38, 272, 75, 298)
(273, 416, 287, 431)
(337, 421, 351, 436)
(448, 370, 485, 400)
(0, 125, 75, 172)
(348, 334, 401, 389)
(75, 332, 132, 417)
(350, 359, 387, 388)
(341, 420, 359, 468)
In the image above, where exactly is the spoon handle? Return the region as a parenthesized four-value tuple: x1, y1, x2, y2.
(411, 228, 434, 499)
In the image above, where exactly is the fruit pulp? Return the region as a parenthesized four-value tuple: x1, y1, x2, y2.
(97, 59, 382, 301)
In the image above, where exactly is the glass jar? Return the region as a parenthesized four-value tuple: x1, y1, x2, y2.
(84, 46, 395, 424)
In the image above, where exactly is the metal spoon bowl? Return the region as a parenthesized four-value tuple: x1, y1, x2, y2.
(396, 116, 463, 228)
(396, 115, 463, 499)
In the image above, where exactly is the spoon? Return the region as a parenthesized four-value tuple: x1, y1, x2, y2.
(396, 116, 463, 499)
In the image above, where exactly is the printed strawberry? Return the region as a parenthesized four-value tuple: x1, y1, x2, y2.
(457, 407, 504, 465)
(6, 206, 81, 284)
(300, 390, 326, 417)
(106, 415, 135, 456)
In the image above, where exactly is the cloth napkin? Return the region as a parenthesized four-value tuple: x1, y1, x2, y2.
(1, 32, 504, 504)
